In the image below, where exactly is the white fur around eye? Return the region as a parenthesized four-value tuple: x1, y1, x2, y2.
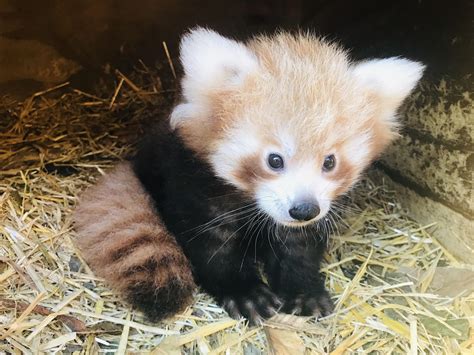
(255, 162, 337, 225)
(210, 127, 260, 188)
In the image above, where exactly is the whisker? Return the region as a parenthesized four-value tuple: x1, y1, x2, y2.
(253, 213, 269, 262)
(266, 216, 279, 261)
(239, 211, 263, 271)
(207, 214, 256, 264)
(273, 222, 289, 251)
(187, 206, 260, 242)
(182, 202, 258, 235)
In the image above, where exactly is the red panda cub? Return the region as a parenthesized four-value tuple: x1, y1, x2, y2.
(75, 28, 424, 325)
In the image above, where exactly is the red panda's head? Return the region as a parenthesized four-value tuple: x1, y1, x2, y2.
(171, 28, 424, 227)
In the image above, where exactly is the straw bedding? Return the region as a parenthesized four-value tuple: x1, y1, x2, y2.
(0, 64, 472, 354)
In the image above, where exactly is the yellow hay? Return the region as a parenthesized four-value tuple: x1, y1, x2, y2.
(0, 64, 472, 354)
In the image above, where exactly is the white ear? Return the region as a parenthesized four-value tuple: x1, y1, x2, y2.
(180, 28, 258, 89)
(353, 57, 425, 107)
(170, 28, 258, 128)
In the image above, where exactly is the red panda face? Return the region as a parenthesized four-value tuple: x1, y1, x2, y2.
(171, 28, 424, 226)
(207, 104, 376, 226)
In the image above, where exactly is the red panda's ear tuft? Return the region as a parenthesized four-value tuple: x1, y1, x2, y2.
(353, 57, 424, 113)
(352, 58, 424, 154)
(170, 28, 258, 129)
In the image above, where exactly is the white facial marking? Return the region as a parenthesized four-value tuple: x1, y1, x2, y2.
(276, 129, 296, 158)
(343, 132, 371, 167)
(211, 126, 260, 189)
(256, 161, 337, 226)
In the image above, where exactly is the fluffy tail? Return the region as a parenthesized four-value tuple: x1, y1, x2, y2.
(73, 162, 195, 321)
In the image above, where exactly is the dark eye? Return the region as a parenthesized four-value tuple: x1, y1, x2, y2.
(323, 154, 336, 171)
(268, 153, 284, 170)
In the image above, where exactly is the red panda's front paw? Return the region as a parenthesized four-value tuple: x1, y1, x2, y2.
(221, 284, 282, 325)
(280, 289, 334, 319)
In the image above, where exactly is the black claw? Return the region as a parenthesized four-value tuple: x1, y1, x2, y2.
(279, 288, 334, 318)
(220, 284, 281, 325)
(301, 296, 319, 316)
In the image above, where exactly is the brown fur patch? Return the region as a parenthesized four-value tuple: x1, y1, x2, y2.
(330, 159, 359, 198)
(232, 154, 276, 190)
(73, 162, 196, 320)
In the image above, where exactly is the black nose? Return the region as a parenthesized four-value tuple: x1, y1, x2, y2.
(289, 202, 320, 221)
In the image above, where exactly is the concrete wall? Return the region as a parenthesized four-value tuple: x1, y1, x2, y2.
(377, 78, 473, 263)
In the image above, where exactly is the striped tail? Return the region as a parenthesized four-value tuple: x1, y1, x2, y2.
(73, 162, 195, 321)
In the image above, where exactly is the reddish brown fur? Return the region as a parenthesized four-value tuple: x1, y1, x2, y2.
(232, 154, 277, 190)
(330, 158, 358, 198)
(74, 162, 196, 320)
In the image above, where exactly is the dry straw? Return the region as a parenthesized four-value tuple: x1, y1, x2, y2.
(0, 63, 472, 354)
